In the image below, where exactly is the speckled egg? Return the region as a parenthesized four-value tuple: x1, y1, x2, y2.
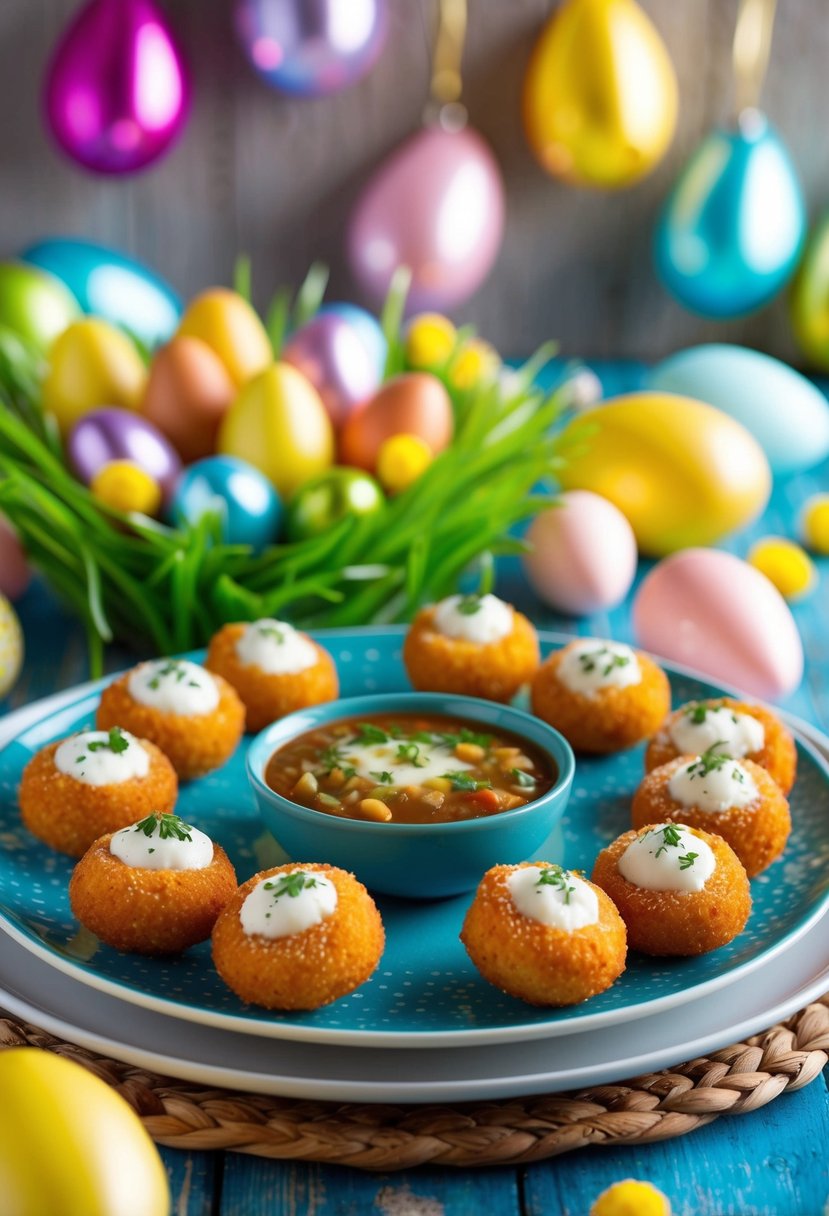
(0, 593, 23, 698)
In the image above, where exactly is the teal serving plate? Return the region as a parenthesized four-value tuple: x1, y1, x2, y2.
(0, 627, 828, 1049)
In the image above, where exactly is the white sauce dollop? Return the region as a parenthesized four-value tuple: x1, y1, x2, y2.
(240, 870, 337, 940)
(668, 756, 760, 813)
(618, 824, 716, 893)
(557, 639, 641, 696)
(110, 816, 214, 871)
(54, 729, 149, 787)
(432, 594, 513, 644)
(342, 739, 473, 787)
(127, 659, 219, 716)
(670, 706, 764, 759)
(507, 865, 599, 932)
(235, 619, 318, 675)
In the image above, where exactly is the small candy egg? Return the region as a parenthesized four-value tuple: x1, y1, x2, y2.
(177, 288, 272, 387)
(747, 537, 816, 601)
(523, 491, 637, 616)
(800, 493, 829, 555)
(405, 313, 457, 369)
(282, 311, 383, 427)
(140, 335, 236, 463)
(376, 433, 433, 494)
(449, 339, 501, 390)
(171, 455, 282, 551)
(218, 363, 334, 498)
(0, 593, 23, 698)
(68, 408, 182, 505)
(91, 461, 163, 516)
(633, 548, 804, 700)
(42, 318, 147, 434)
(340, 373, 453, 472)
(286, 467, 384, 541)
(0, 515, 30, 601)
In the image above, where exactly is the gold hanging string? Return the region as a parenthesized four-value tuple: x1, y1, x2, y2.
(733, 0, 778, 115)
(430, 0, 468, 105)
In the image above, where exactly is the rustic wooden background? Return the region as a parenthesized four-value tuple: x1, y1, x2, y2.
(0, 0, 826, 361)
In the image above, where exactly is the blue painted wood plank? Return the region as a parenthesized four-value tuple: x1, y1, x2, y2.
(160, 1148, 217, 1216)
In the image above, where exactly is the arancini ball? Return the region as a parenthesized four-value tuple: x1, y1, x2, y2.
(591, 823, 751, 956)
(205, 619, 338, 733)
(211, 863, 385, 1010)
(460, 862, 627, 1006)
(531, 638, 670, 754)
(18, 726, 178, 857)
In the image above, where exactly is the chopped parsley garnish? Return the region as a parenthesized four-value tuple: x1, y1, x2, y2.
(438, 727, 493, 750)
(355, 723, 388, 745)
(687, 743, 731, 778)
(320, 743, 348, 772)
(688, 704, 709, 725)
(535, 865, 575, 904)
(457, 593, 482, 615)
(263, 872, 319, 899)
(678, 852, 699, 870)
(651, 823, 683, 858)
(133, 812, 193, 842)
(370, 770, 394, 784)
(396, 742, 427, 768)
(75, 755, 86, 764)
(87, 726, 130, 755)
(147, 659, 197, 690)
(258, 624, 286, 643)
(578, 646, 631, 678)
(511, 768, 536, 788)
(440, 771, 492, 792)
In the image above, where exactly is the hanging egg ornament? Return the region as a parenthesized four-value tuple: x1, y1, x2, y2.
(0, 594, 23, 699)
(22, 238, 181, 348)
(286, 468, 384, 541)
(340, 373, 453, 472)
(235, 0, 388, 97)
(523, 0, 678, 189)
(68, 407, 182, 506)
(141, 336, 236, 463)
(42, 318, 147, 434)
(177, 289, 272, 387)
(170, 456, 282, 551)
(282, 311, 383, 427)
(44, 0, 190, 175)
(0, 262, 80, 355)
(655, 111, 806, 316)
(790, 212, 829, 370)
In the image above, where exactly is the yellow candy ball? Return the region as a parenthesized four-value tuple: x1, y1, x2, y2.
(0, 592, 23, 698)
(376, 433, 433, 494)
(449, 340, 501, 390)
(590, 1178, 672, 1216)
(91, 461, 163, 517)
(801, 494, 829, 555)
(405, 313, 457, 370)
(748, 537, 816, 601)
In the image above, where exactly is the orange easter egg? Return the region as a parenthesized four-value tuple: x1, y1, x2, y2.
(141, 335, 236, 462)
(339, 373, 453, 471)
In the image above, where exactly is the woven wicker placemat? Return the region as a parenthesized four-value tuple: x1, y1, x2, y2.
(2, 996, 828, 1170)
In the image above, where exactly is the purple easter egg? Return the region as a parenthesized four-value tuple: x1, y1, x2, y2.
(282, 312, 382, 426)
(68, 407, 182, 503)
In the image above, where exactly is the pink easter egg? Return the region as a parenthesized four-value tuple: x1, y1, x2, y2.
(633, 547, 804, 700)
(0, 515, 31, 601)
(523, 491, 637, 615)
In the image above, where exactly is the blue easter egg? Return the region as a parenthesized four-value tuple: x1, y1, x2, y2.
(318, 303, 387, 377)
(654, 113, 806, 317)
(21, 238, 181, 349)
(646, 344, 829, 476)
(171, 456, 282, 552)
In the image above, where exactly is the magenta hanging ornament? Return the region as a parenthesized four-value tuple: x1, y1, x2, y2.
(44, 0, 190, 176)
(347, 0, 505, 314)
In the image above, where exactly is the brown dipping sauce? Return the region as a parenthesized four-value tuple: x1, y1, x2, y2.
(265, 712, 556, 825)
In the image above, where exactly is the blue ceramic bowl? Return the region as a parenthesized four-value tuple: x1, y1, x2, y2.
(246, 692, 576, 899)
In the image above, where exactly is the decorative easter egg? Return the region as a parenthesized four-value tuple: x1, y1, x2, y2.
(748, 537, 816, 602)
(405, 313, 457, 370)
(22, 238, 181, 348)
(42, 318, 147, 434)
(282, 311, 383, 427)
(633, 548, 804, 700)
(68, 407, 181, 504)
(0, 516, 30, 601)
(557, 393, 771, 556)
(340, 373, 453, 471)
(523, 0, 678, 188)
(646, 344, 829, 475)
(318, 304, 387, 377)
(801, 494, 829, 555)
(655, 112, 806, 317)
(0, 1047, 169, 1216)
(790, 212, 829, 370)
(177, 289, 272, 387)
(140, 335, 236, 462)
(449, 339, 501, 391)
(91, 460, 163, 516)
(0, 261, 80, 354)
(347, 121, 505, 313)
(170, 455, 282, 551)
(286, 467, 384, 541)
(218, 363, 334, 497)
(0, 593, 23, 699)
(376, 433, 433, 494)
(523, 491, 637, 616)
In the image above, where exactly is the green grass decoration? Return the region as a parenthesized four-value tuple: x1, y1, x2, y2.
(0, 270, 569, 678)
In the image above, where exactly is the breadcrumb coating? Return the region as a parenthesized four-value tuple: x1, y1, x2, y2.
(403, 606, 540, 702)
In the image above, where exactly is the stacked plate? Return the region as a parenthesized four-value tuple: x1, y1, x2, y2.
(1, 630, 828, 1102)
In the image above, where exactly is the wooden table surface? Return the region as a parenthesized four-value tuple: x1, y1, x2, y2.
(3, 362, 829, 1214)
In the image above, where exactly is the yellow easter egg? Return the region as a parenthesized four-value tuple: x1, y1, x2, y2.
(748, 537, 816, 601)
(523, 0, 678, 188)
(0, 592, 23, 698)
(91, 461, 163, 517)
(405, 313, 457, 369)
(801, 493, 829, 555)
(557, 393, 771, 555)
(0, 1048, 169, 1216)
(42, 319, 146, 435)
(218, 363, 334, 498)
(590, 1178, 672, 1216)
(377, 433, 434, 493)
(177, 288, 272, 387)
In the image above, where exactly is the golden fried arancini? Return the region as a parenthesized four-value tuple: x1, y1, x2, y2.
(211, 863, 385, 1010)
(69, 812, 237, 954)
(631, 749, 790, 878)
(403, 593, 539, 703)
(531, 638, 670, 754)
(97, 658, 244, 780)
(645, 697, 796, 794)
(460, 862, 627, 1006)
(205, 619, 338, 733)
(592, 823, 751, 956)
(18, 727, 178, 857)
